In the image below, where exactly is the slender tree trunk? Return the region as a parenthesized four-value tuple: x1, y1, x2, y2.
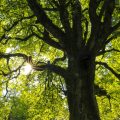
(66, 54, 101, 120)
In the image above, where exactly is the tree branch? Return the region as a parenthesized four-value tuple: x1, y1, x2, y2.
(58, 0, 71, 33)
(27, 0, 65, 41)
(94, 84, 110, 98)
(105, 35, 117, 45)
(0, 53, 29, 77)
(87, 0, 101, 51)
(33, 31, 63, 50)
(99, 0, 109, 20)
(96, 62, 120, 80)
(2, 31, 63, 50)
(33, 63, 69, 80)
(89, 0, 100, 27)
(0, 15, 34, 42)
(72, 0, 83, 47)
(87, 1, 115, 52)
(1, 34, 34, 45)
(0, 53, 28, 60)
(53, 52, 66, 64)
(0, 61, 24, 77)
(103, 1, 115, 33)
(97, 48, 120, 56)
(111, 21, 120, 32)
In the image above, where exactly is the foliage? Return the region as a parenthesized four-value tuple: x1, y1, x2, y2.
(0, 0, 120, 120)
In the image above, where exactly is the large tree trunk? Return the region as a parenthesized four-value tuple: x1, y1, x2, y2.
(66, 52, 101, 120)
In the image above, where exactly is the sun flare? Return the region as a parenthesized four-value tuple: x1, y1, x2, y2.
(23, 63, 32, 75)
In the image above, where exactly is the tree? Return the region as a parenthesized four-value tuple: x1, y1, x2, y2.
(0, 0, 120, 120)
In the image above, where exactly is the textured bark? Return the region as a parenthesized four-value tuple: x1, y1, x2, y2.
(65, 52, 101, 120)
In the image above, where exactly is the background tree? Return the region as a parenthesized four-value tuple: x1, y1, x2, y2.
(0, 0, 120, 120)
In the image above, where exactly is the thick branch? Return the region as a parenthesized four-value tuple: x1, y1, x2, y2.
(89, 0, 100, 26)
(88, 1, 115, 51)
(33, 32, 63, 50)
(87, 0, 101, 51)
(103, 1, 115, 33)
(94, 84, 110, 98)
(96, 62, 120, 80)
(72, 0, 83, 47)
(33, 63, 69, 80)
(27, 0, 65, 41)
(58, 0, 71, 33)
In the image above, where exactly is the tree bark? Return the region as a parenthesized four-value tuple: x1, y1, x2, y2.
(66, 52, 101, 120)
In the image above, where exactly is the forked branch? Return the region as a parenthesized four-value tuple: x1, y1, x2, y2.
(27, 0, 65, 41)
(96, 62, 120, 80)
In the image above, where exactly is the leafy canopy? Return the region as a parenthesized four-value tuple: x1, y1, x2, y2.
(0, 0, 120, 120)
